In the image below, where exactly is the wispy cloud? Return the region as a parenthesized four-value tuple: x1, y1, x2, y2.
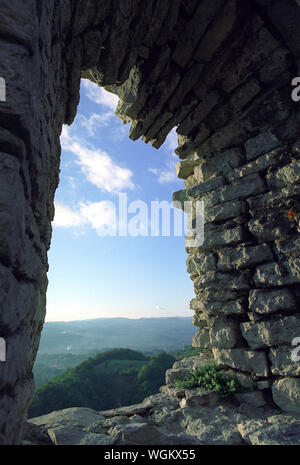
(61, 126, 134, 193)
(77, 112, 114, 136)
(82, 79, 119, 111)
(155, 305, 166, 311)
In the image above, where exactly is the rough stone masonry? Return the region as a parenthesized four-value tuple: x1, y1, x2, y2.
(0, 0, 299, 445)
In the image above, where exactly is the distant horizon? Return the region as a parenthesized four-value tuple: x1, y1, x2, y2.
(44, 315, 193, 323)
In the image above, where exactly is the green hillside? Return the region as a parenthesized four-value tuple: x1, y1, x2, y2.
(29, 348, 176, 418)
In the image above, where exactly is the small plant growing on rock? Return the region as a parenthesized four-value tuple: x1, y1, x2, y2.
(173, 361, 241, 398)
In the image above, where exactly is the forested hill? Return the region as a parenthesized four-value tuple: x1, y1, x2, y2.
(29, 348, 177, 418)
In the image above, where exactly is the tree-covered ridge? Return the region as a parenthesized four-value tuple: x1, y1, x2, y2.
(29, 348, 176, 418)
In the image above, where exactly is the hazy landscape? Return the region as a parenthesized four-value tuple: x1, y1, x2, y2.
(30, 317, 200, 419)
(38, 317, 197, 354)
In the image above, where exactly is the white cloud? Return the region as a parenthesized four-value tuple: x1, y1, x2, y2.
(53, 200, 118, 237)
(79, 201, 117, 236)
(77, 112, 114, 136)
(155, 305, 166, 311)
(148, 167, 177, 184)
(53, 202, 84, 227)
(82, 79, 119, 111)
(61, 126, 134, 193)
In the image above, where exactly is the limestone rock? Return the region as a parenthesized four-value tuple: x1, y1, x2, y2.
(175, 160, 198, 179)
(192, 329, 211, 349)
(165, 368, 191, 385)
(244, 130, 281, 161)
(234, 391, 266, 408)
(248, 288, 296, 316)
(269, 346, 300, 376)
(241, 317, 300, 349)
(209, 319, 240, 349)
(238, 416, 300, 445)
(213, 348, 269, 377)
(272, 378, 300, 414)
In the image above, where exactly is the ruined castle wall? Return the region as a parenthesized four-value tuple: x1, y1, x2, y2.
(0, 0, 73, 444)
(0, 0, 299, 445)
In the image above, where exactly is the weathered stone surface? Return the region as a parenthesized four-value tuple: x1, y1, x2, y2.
(213, 348, 269, 377)
(272, 378, 300, 414)
(195, 174, 266, 207)
(217, 244, 273, 271)
(192, 329, 211, 349)
(227, 148, 287, 181)
(253, 261, 299, 287)
(192, 299, 246, 317)
(165, 368, 191, 385)
(244, 130, 281, 161)
(109, 422, 160, 444)
(175, 160, 198, 179)
(180, 389, 219, 408)
(241, 317, 300, 350)
(187, 252, 216, 275)
(1, 0, 299, 444)
(238, 416, 300, 445)
(209, 319, 240, 349)
(269, 346, 300, 376)
(28, 407, 104, 430)
(205, 200, 248, 224)
(248, 288, 296, 316)
(199, 225, 244, 251)
(248, 214, 294, 242)
(194, 148, 245, 182)
(234, 391, 266, 408)
(187, 176, 225, 198)
(266, 159, 300, 189)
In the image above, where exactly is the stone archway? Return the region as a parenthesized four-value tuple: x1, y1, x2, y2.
(0, 0, 299, 444)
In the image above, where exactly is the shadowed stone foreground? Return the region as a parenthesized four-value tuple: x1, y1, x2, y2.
(23, 355, 300, 446)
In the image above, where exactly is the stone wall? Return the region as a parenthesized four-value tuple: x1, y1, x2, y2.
(0, 0, 299, 444)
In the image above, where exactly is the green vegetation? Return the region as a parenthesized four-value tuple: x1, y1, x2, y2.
(173, 362, 241, 397)
(29, 348, 176, 418)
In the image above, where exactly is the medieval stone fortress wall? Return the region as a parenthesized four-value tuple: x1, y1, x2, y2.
(0, 0, 299, 444)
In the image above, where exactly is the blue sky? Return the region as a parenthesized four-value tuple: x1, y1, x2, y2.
(45, 79, 194, 321)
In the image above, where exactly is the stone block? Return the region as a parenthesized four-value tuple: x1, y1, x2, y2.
(192, 329, 211, 349)
(234, 391, 266, 408)
(253, 261, 299, 287)
(213, 348, 269, 377)
(199, 174, 266, 208)
(227, 148, 287, 182)
(187, 176, 225, 198)
(217, 244, 273, 271)
(244, 130, 281, 161)
(209, 319, 240, 349)
(241, 316, 300, 349)
(269, 346, 300, 376)
(248, 214, 294, 243)
(199, 225, 244, 251)
(266, 159, 300, 190)
(205, 200, 247, 224)
(248, 288, 296, 315)
(194, 147, 245, 182)
(165, 368, 191, 385)
(272, 378, 300, 414)
(175, 160, 198, 179)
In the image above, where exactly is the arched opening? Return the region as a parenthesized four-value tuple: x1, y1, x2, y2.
(27, 79, 199, 418)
